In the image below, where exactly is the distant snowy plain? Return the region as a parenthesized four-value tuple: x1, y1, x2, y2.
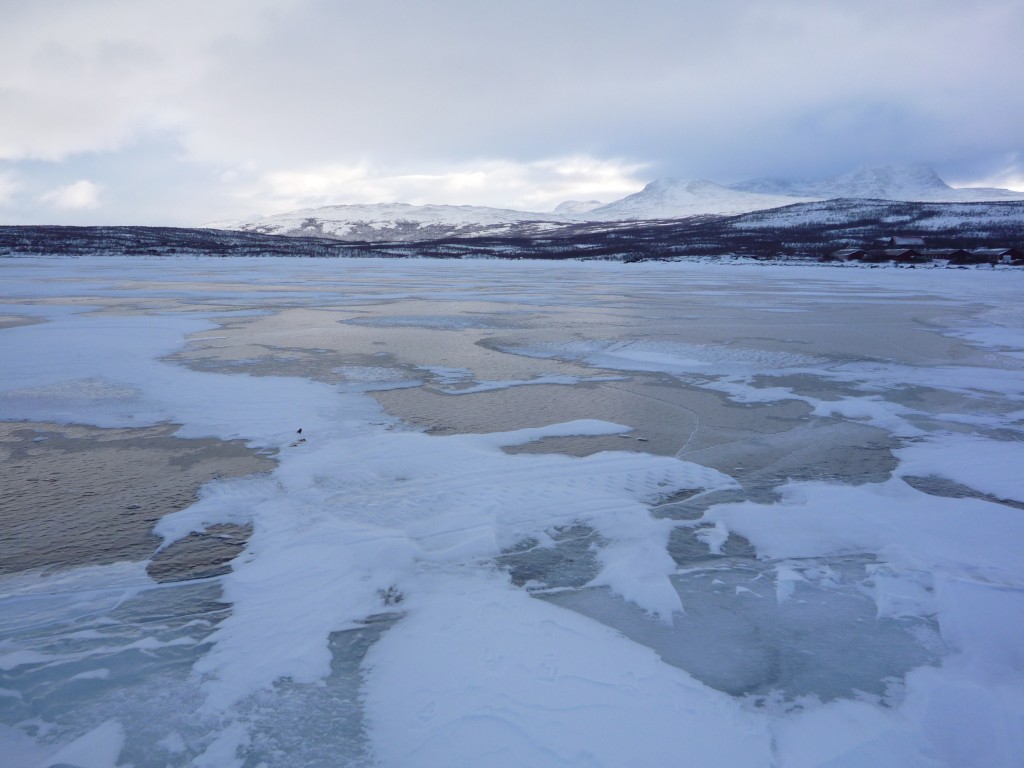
(1, 257, 1023, 767)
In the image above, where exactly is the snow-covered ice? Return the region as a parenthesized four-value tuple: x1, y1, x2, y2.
(1, 256, 1023, 767)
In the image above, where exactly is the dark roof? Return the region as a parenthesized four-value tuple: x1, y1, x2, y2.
(971, 247, 1022, 257)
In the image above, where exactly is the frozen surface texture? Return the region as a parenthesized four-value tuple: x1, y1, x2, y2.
(1, 257, 1023, 767)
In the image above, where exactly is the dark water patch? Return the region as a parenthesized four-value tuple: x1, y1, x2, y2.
(542, 557, 942, 703)
(680, 419, 898, 492)
(652, 487, 705, 506)
(0, 422, 274, 574)
(903, 475, 1024, 510)
(748, 372, 875, 402)
(0, 313, 45, 331)
(653, 487, 770, 520)
(172, 345, 432, 393)
(171, 345, 371, 379)
(147, 524, 252, 582)
(501, 432, 652, 458)
(235, 617, 398, 768)
(668, 528, 757, 566)
(341, 314, 507, 330)
(379, 374, 814, 460)
(651, 421, 898, 520)
(496, 526, 604, 589)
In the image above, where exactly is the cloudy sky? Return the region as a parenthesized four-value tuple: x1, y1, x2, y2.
(1, 0, 1022, 225)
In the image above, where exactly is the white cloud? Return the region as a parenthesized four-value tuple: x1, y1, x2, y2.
(950, 156, 1024, 193)
(2, 0, 1023, 222)
(7, 1, 1023, 175)
(228, 156, 650, 215)
(1000, 177, 1024, 193)
(40, 180, 102, 209)
(168, 0, 1024, 181)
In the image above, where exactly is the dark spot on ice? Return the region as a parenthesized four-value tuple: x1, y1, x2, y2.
(496, 526, 603, 589)
(377, 586, 405, 606)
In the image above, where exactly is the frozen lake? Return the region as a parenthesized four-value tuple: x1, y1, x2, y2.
(2, 257, 1023, 767)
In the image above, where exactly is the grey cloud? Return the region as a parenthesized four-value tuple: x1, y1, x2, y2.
(2, 0, 1022, 222)
(177, 1, 1024, 174)
(0, 0, 292, 160)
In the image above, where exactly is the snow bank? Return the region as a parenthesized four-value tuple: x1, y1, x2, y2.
(363, 570, 771, 768)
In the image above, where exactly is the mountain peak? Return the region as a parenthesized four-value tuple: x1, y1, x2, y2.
(586, 177, 806, 220)
(836, 163, 951, 194)
(730, 163, 963, 201)
(824, 163, 1024, 201)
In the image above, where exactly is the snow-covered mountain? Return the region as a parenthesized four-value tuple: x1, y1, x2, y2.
(730, 164, 1024, 203)
(209, 165, 1024, 242)
(209, 181, 810, 242)
(10, 196, 1024, 262)
(208, 202, 569, 243)
(585, 178, 810, 220)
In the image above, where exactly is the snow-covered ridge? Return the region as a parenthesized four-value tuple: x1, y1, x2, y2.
(730, 163, 1024, 203)
(210, 165, 1024, 242)
(207, 202, 569, 242)
(585, 179, 812, 220)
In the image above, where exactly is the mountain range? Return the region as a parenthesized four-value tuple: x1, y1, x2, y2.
(209, 164, 1024, 243)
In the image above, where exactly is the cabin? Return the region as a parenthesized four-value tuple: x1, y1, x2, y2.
(828, 248, 867, 262)
(970, 247, 1023, 264)
(935, 248, 973, 262)
(946, 249, 991, 265)
(824, 242, 1022, 267)
(883, 248, 928, 264)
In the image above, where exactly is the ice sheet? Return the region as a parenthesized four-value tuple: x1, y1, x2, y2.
(2, 256, 1024, 767)
(896, 433, 1024, 502)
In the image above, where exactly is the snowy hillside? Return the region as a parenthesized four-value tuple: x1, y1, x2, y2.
(5, 196, 1024, 262)
(209, 181, 810, 242)
(731, 164, 1024, 203)
(553, 200, 605, 215)
(732, 198, 1024, 232)
(209, 202, 570, 243)
(585, 178, 811, 220)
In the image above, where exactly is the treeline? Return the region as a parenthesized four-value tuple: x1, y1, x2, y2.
(0, 226, 369, 259)
(2, 198, 1023, 262)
